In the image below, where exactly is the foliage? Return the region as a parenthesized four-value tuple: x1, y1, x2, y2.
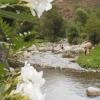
(0, 63, 7, 74)
(18, 21, 33, 33)
(2, 94, 29, 100)
(95, 8, 100, 18)
(23, 30, 38, 42)
(0, 0, 20, 4)
(0, 70, 29, 100)
(0, 17, 12, 42)
(0, 9, 36, 22)
(85, 14, 100, 44)
(66, 8, 89, 44)
(75, 8, 89, 25)
(66, 8, 100, 44)
(77, 46, 100, 69)
(0, 43, 10, 76)
(66, 22, 80, 44)
(12, 35, 43, 52)
(39, 7, 66, 42)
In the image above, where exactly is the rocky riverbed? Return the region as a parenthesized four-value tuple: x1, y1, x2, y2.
(10, 40, 86, 70)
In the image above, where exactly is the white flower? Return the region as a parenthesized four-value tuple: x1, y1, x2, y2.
(19, 33, 23, 36)
(21, 0, 53, 17)
(24, 32, 28, 35)
(28, 31, 31, 34)
(14, 61, 45, 100)
(16, 10, 20, 14)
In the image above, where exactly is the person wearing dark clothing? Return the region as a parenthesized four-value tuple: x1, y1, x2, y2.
(84, 47, 87, 55)
(60, 44, 64, 50)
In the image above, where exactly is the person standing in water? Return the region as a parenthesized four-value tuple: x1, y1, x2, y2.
(60, 44, 64, 50)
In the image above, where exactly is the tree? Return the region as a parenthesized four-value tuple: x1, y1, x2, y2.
(75, 8, 88, 26)
(66, 22, 80, 44)
(85, 14, 100, 44)
(39, 7, 66, 42)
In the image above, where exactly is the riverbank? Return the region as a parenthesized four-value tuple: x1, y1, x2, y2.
(10, 40, 85, 71)
(10, 41, 100, 71)
(1, 43, 100, 100)
(77, 46, 100, 69)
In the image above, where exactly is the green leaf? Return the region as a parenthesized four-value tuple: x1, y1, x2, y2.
(0, 0, 20, 4)
(0, 63, 7, 75)
(0, 17, 12, 39)
(0, 9, 36, 22)
(0, 63, 6, 67)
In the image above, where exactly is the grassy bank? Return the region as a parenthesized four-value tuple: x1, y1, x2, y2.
(77, 46, 100, 69)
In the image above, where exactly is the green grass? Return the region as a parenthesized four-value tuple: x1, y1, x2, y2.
(77, 46, 100, 69)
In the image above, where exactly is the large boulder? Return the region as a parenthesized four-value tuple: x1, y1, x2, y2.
(87, 87, 100, 96)
(82, 42, 93, 50)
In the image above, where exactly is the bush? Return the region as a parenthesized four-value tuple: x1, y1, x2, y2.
(85, 14, 100, 44)
(18, 21, 34, 33)
(23, 30, 38, 42)
(66, 22, 80, 44)
(75, 8, 88, 25)
(39, 7, 66, 42)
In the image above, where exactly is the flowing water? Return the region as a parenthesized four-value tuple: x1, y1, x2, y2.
(20, 51, 100, 100)
(22, 52, 83, 70)
(42, 69, 100, 100)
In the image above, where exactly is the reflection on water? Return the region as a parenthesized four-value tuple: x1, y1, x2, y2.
(42, 69, 100, 100)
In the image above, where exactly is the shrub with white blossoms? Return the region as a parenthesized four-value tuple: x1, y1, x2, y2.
(14, 61, 46, 100)
(21, 0, 53, 17)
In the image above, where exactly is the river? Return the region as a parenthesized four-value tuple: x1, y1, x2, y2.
(42, 69, 100, 100)
(18, 50, 100, 100)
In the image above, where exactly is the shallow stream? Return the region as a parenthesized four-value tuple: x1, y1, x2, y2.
(20, 51, 100, 100)
(43, 69, 100, 100)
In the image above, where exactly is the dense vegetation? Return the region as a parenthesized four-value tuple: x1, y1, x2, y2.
(0, 0, 100, 99)
(66, 8, 100, 44)
(0, 0, 99, 73)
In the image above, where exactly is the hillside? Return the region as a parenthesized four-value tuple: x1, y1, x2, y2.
(54, 0, 100, 20)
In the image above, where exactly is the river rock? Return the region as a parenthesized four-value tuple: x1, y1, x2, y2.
(27, 44, 37, 52)
(82, 42, 92, 49)
(87, 87, 100, 96)
(64, 45, 84, 53)
(62, 52, 76, 58)
(23, 51, 31, 58)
